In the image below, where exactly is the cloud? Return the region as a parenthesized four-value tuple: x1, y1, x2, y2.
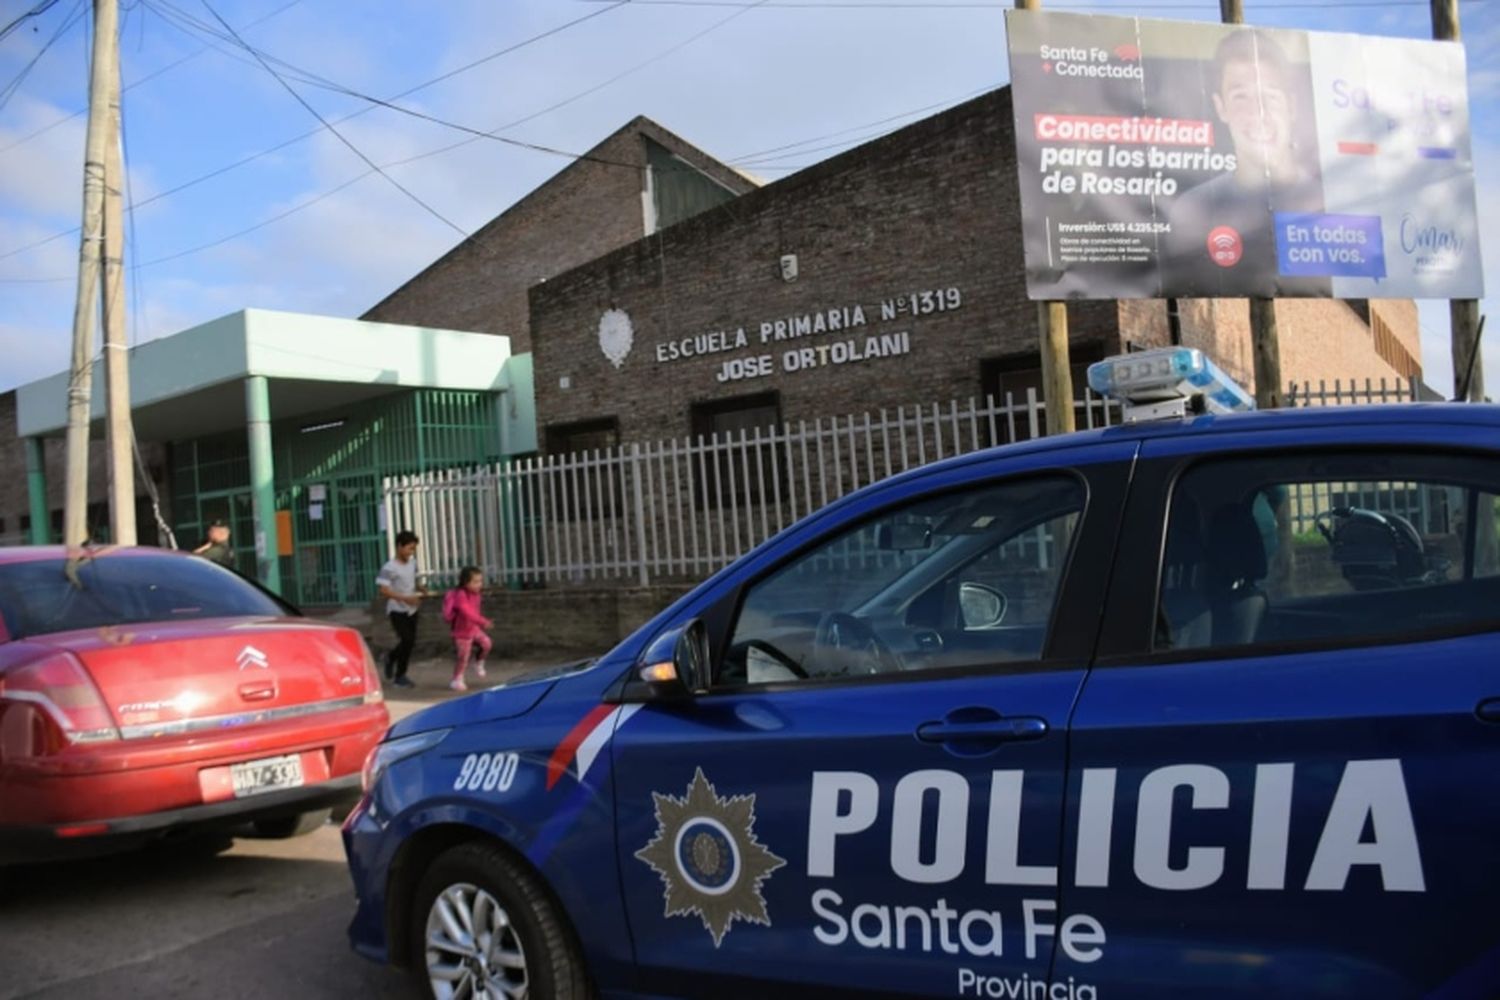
(0, 95, 86, 222)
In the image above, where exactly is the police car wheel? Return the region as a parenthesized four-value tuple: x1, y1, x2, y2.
(412, 841, 591, 1000)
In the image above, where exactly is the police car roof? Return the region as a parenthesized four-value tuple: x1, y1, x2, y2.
(889, 401, 1499, 487)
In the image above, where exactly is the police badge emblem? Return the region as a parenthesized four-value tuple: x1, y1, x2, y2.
(635, 767, 785, 947)
(597, 308, 634, 369)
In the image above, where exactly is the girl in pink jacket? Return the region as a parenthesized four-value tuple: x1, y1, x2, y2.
(442, 566, 493, 692)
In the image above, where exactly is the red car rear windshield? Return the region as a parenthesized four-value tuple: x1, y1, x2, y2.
(0, 554, 287, 639)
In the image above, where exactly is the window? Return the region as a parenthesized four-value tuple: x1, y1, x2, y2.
(0, 553, 286, 639)
(691, 392, 782, 509)
(721, 475, 1084, 686)
(980, 345, 1103, 444)
(1157, 452, 1500, 653)
(545, 417, 619, 457)
(545, 418, 622, 522)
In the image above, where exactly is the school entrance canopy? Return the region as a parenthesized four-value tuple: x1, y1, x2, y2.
(15, 309, 536, 603)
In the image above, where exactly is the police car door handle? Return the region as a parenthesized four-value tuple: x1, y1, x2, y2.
(1476, 698, 1500, 724)
(915, 717, 1048, 744)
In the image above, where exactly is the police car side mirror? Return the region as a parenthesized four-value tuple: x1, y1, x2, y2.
(631, 620, 711, 701)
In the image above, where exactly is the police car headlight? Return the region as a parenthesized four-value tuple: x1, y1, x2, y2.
(362, 729, 450, 793)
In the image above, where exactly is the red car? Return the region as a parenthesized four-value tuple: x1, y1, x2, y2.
(0, 545, 390, 862)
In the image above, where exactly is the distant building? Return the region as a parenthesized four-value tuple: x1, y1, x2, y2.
(363, 116, 757, 356)
(374, 89, 1424, 451)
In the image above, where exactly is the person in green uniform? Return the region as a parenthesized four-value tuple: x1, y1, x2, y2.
(193, 519, 236, 570)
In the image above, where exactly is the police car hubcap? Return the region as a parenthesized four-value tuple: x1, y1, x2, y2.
(425, 883, 528, 999)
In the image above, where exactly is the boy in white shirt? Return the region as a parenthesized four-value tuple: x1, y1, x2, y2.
(375, 530, 429, 688)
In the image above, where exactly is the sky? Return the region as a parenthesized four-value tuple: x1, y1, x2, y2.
(0, 0, 1496, 397)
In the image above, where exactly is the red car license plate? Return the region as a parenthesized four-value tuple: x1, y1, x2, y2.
(230, 754, 305, 798)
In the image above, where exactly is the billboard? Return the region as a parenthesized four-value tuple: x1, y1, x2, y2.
(1005, 10, 1484, 300)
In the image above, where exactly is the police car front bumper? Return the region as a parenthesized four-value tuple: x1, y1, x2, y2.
(342, 797, 393, 965)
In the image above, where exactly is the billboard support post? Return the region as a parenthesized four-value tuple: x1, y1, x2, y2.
(1219, 0, 1285, 409)
(1016, 0, 1077, 436)
(1433, 0, 1484, 401)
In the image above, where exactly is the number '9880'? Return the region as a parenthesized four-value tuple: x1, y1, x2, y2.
(453, 752, 520, 793)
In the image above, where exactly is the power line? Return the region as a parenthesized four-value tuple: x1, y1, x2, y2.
(161, 0, 771, 171)
(0, 0, 61, 43)
(198, 0, 472, 240)
(0, 0, 85, 114)
(0, 0, 634, 263)
(148, 0, 366, 93)
(736, 123, 935, 165)
(0, 0, 305, 156)
(728, 87, 1002, 168)
(166, 0, 772, 169)
(119, 72, 144, 346)
(132, 171, 369, 269)
(726, 84, 995, 162)
(0, 0, 767, 275)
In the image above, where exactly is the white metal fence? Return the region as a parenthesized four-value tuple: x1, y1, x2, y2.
(386, 389, 1123, 587)
(1285, 376, 1419, 407)
(1283, 376, 1441, 534)
(387, 377, 1424, 588)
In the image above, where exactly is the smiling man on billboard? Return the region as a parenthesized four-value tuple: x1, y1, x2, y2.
(1162, 29, 1330, 296)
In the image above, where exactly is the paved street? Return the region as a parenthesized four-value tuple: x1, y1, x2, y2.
(0, 657, 563, 1000)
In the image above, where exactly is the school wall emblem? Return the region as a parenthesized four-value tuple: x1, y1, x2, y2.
(597, 308, 634, 369)
(634, 767, 785, 947)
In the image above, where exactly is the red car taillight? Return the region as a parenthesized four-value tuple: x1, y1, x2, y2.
(0, 653, 120, 752)
(361, 641, 384, 704)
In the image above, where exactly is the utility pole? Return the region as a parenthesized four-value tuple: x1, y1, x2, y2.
(101, 11, 134, 545)
(1433, 0, 1484, 402)
(63, 0, 120, 549)
(1219, 0, 1284, 410)
(1016, 0, 1076, 436)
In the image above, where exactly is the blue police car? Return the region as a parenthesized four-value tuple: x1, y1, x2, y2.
(343, 350, 1500, 999)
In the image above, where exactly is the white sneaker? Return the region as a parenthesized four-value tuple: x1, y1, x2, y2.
(475, 662, 487, 679)
(448, 679, 468, 692)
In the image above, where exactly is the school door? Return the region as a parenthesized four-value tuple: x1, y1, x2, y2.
(286, 474, 385, 606)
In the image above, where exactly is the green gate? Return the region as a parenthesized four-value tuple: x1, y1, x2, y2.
(170, 389, 501, 606)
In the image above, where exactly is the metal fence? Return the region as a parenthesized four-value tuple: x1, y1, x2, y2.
(387, 377, 1426, 589)
(1285, 376, 1419, 407)
(386, 389, 1124, 588)
(1283, 376, 1438, 533)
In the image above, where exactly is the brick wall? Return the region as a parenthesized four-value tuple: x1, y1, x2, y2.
(367, 584, 694, 659)
(0, 390, 169, 545)
(530, 90, 1123, 443)
(528, 89, 1421, 443)
(1277, 299, 1420, 394)
(1116, 296, 1421, 399)
(362, 118, 756, 356)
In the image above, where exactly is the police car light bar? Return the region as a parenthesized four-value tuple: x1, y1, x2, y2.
(1087, 347, 1254, 423)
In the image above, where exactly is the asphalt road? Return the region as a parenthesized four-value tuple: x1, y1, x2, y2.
(0, 656, 558, 1000)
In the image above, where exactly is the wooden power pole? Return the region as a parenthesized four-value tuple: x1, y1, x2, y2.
(1219, 0, 1285, 410)
(1016, 0, 1076, 436)
(63, 0, 121, 548)
(101, 21, 135, 546)
(1433, 0, 1484, 402)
